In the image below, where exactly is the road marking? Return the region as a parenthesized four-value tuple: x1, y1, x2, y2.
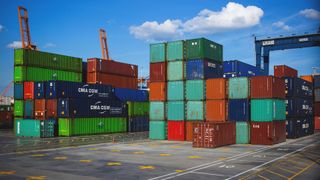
(219, 164, 235, 169)
(128, 144, 138, 146)
(106, 162, 122, 166)
(265, 169, 288, 178)
(133, 151, 145, 154)
(170, 146, 181, 148)
(79, 160, 92, 163)
(0, 170, 16, 175)
(191, 171, 229, 177)
(31, 154, 46, 157)
(276, 166, 296, 174)
(110, 149, 120, 152)
(218, 157, 227, 160)
(257, 174, 270, 180)
(188, 156, 201, 159)
(53, 156, 67, 160)
(160, 154, 171, 157)
(26, 176, 46, 180)
(88, 148, 98, 151)
(139, 166, 155, 170)
(175, 170, 185, 173)
(288, 158, 320, 180)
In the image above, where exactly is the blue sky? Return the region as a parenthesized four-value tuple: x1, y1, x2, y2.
(0, 0, 319, 95)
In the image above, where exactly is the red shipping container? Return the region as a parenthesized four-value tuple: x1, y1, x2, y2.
(315, 102, 320, 116)
(24, 82, 34, 99)
(150, 62, 166, 82)
(274, 65, 297, 78)
(315, 116, 320, 130)
(35, 99, 46, 120)
(206, 100, 227, 122)
(250, 121, 286, 145)
(250, 76, 285, 99)
(193, 122, 236, 148)
(149, 82, 166, 101)
(46, 99, 57, 118)
(87, 58, 138, 77)
(185, 121, 198, 142)
(168, 121, 185, 141)
(206, 78, 227, 99)
(87, 72, 138, 89)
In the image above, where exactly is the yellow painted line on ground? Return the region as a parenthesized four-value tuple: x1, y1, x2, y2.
(139, 166, 155, 170)
(170, 146, 181, 148)
(79, 160, 92, 163)
(148, 144, 159, 147)
(110, 149, 120, 152)
(175, 170, 185, 173)
(88, 148, 98, 151)
(276, 166, 296, 174)
(26, 176, 46, 180)
(133, 151, 145, 154)
(53, 156, 67, 160)
(106, 162, 122, 166)
(127, 144, 138, 146)
(218, 157, 227, 160)
(286, 159, 308, 169)
(265, 169, 288, 179)
(16, 152, 23, 155)
(288, 159, 320, 180)
(257, 174, 270, 180)
(0, 170, 16, 175)
(188, 155, 201, 159)
(31, 154, 46, 157)
(159, 153, 172, 157)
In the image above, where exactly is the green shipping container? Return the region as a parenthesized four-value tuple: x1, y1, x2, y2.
(228, 77, 249, 99)
(167, 61, 185, 81)
(14, 49, 82, 72)
(167, 81, 184, 100)
(14, 66, 82, 82)
(149, 101, 165, 120)
(14, 100, 24, 117)
(150, 43, 166, 62)
(167, 40, 184, 61)
(127, 102, 149, 117)
(15, 119, 56, 138)
(149, 121, 167, 140)
(251, 99, 286, 122)
(187, 101, 204, 120)
(186, 38, 223, 62)
(167, 101, 185, 120)
(186, 80, 205, 100)
(236, 122, 250, 144)
(59, 117, 127, 136)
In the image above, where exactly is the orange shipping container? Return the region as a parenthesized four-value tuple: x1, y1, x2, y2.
(206, 78, 227, 99)
(315, 116, 320, 130)
(186, 121, 198, 142)
(206, 100, 227, 122)
(149, 82, 166, 101)
(300, 75, 313, 83)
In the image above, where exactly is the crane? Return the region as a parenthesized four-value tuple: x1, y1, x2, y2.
(100, 29, 110, 60)
(18, 6, 37, 50)
(0, 81, 13, 103)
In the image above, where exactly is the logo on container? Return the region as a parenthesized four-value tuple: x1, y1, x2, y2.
(78, 84, 99, 97)
(90, 101, 109, 114)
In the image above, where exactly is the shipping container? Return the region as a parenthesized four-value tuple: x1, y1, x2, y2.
(223, 60, 264, 78)
(0, 111, 13, 129)
(284, 77, 313, 98)
(127, 102, 149, 117)
(128, 116, 149, 132)
(87, 58, 138, 77)
(168, 121, 185, 141)
(315, 89, 320, 102)
(250, 121, 286, 145)
(0, 105, 13, 112)
(286, 119, 302, 139)
(82, 62, 87, 83)
(167, 101, 185, 120)
(14, 83, 23, 100)
(46, 99, 57, 118)
(149, 82, 166, 101)
(14, 100, 24, 117)
(206, 100, 227, 122)
(24, 100, 34, 118)
(59, 117, 126, 136)
(167, 61, 185, 81)
(24, 82, 34, 99)
(34, 82, 45, 99)
(186, 38, 223, 62)
(87, 72, 137, 89)
(285, 98, 313, 117)
(251, 99, 286, 122)
(315, 116, 320, 130)
(149, 102, 165, 120)
(228, 99, 250, 121)
(187, 101, 204, 120)
(150, 62, 167, 82)
(115, 88, 148, 102)
(315, 102, 320, 116)
(250, 76, 285, 99)
(167, 40, 184, 61)
(193, 122, 236, 148)
(15, 119, 57, 138)
(314, 75, 320, 88)
(274, 65, 297, 78)
(167, 81, 184, 101)
(300, 75, 313, 83)
(186, 80, 205, 100)
(57, 98, 127, 118)
(236, 122, 250, 144)
(14, 66, 82, 82)
(185, 121, 197, 142)
(14, 48, 82, 72)
(228, 77, 249, 99)
(150, 43, 166, 63)
(34, 99, 46, 120)
(186, 60, 223, 80)
(206, 78, 227, 100)
(149, 121, 167, 140)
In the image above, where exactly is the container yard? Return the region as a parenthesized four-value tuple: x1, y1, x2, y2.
(0, 1, 320, 180)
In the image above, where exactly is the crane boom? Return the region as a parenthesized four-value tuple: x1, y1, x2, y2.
(18, 6, 36, 50)
(100, 29, 110, 60)
(1, 81, 13, 97)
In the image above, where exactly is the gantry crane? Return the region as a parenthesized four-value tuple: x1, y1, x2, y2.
(100, 29, 110, 60)
(18, 6, 37, 50)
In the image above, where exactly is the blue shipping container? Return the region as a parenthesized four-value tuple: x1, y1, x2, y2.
(114, 88, 149, 102)
(58, 98, 127, 118)
(14, 83, 23, 100)
(284, 77, 313, 98)
(228, 99, 250, 121)
(314, 75, 320, 88)
(287, 116, 313, 139)
(34, 82, 45, 99)
(285, 98, 313, 117)
(46, 81, 114, 99)
(186, 59, 223, 80)
(223, 60, 264, 78)
(128, 116, 149, 132)
(24, 100, 34, 118)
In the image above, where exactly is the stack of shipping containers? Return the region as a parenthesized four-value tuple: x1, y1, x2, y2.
(314, 75, 320, 129)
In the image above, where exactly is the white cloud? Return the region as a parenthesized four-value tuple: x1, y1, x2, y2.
(0, 25, 3, 32)
(299, 9, 320, 20)
(129, 2, 263, 41)
(44, 43, 56, 48)
(272, 21, 291, 31)
(7, 41, 25, 49)
(130, 19, 183, 42)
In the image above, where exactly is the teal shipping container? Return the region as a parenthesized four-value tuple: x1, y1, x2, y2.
(186, 80, 205, 100)
(228, 77, 249, 99)
(15, 119, 56, 138)
(251, 99, 286, 122)
(149, 121, 167, 140)
(187, 101, 204, 120)
(167, 61, 185, 81)
(186, 38, 223, 62)
(150, 43, 166, 62)
(150, 102, 165, 120)
(236, 122, 250, 144)
(167, 101, 185, 120)
(24, 100, 34, 118)
(167, 40, 184, 61)
(167, 81, 184, 100)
